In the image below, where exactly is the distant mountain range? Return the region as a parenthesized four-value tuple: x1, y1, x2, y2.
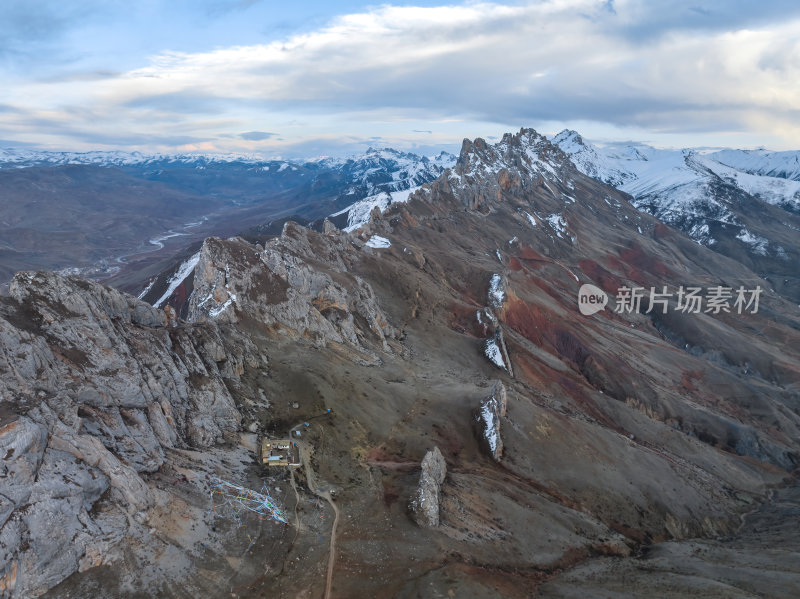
(0, 148, 270, 168)
(0, 147, 456, 291)
(3, 135, 800, 302)
(0, 146, 457, 217)
(0, 146, 455, 188)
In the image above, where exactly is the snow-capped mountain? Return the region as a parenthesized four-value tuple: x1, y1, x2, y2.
(311, 147, 455, 198)
(552, 130, 800, 301)
(0, 148, 274, 169)
(317, 148, 455, 231)
(553, 130, 800, 229)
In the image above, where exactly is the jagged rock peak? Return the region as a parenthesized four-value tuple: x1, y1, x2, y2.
(440, 128, 576, 211)
(455, 127, 563, 170)
(375, 127, 580, 221)
(410, 446, 447, 527)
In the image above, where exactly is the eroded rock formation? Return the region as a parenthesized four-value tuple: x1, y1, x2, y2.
(410, 446, 447, 527)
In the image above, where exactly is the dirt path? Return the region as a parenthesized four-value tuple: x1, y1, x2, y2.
(288, 421, 340, 599)
(300, 445, 339, 599)
(320, 490, 339, 599)
(289, 469, 301, 545)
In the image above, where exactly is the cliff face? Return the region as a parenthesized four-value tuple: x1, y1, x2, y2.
(2, 128, 800, 598)
(0, 272, 257, 597)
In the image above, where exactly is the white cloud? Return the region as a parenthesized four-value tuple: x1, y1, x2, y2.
(2, 0, 800, 152)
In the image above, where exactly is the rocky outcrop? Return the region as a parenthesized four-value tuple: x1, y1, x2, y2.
(3, 271, 243, 450)
(473, 382, 507, 461)
(188, 223, 400, 356)
(9, 270, 166, 329)
(480, 273, 514, 374)
(0, 271, 254, 598)
(322, 219, 338, 235)
(410, 446, 447, 527)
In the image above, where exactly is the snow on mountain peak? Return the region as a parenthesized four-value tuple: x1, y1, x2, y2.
(551, 129, 586, 152)
(0, 148, 278, 169)
(553, 132, 800, 217)
(451, 128, 568, 189)
(552, 130, 800, 269)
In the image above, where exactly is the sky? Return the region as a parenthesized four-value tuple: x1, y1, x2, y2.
(1, 0, 799, 157)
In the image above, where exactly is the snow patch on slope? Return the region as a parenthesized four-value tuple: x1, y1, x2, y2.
(474, 382, 506, 461)
(208, 293, 237, 317)
(736, 228, 769, 256)
(332, 186, 420, 233)
(488, 274, 505, 309)
(137, 278, 155, 300)
(479, 401, 500, 454)
(546, 214, 569, 240)
(153, 252, 200, 308)
(484, 339, 506, 370)
(365, 235, 391, 249)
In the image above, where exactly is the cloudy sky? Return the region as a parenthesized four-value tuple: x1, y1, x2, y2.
(1, 0, 799, 157)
